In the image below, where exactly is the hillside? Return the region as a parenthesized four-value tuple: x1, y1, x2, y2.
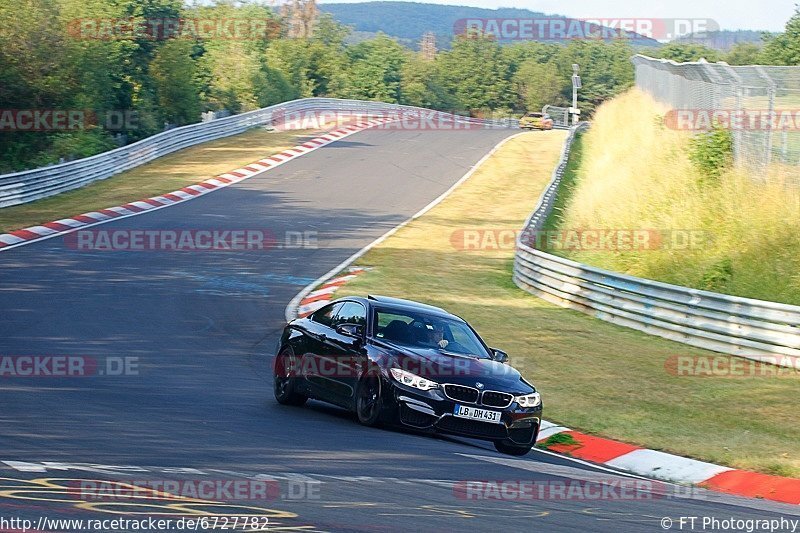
(673, 30, 768, 50)
(319, 1, 661, 48)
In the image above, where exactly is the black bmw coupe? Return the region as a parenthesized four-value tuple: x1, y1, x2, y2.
(274, 295, 542, 455)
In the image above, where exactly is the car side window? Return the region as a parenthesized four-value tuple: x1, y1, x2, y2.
(333, 302, 367, 327)
(310, 303, 343, 327)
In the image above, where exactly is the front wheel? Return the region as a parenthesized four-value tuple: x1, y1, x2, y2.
(356, 374, 383, 426)
(494, 440, 533, 456)
(274, 347, 308, 406)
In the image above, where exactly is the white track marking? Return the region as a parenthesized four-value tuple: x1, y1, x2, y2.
(284, 131, 529, 322)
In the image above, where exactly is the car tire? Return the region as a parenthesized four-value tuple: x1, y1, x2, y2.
(356, 374, 383, 426)
(274, 347, 308, 406)
(494, 440, 533, 456)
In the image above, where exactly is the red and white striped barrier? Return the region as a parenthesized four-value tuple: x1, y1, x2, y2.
(296, 267, 368, 318)
(536, 421, 800, 504)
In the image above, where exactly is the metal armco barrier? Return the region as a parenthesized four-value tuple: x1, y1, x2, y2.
(513, 123, 800, 364)
(0, 99, 517, 208)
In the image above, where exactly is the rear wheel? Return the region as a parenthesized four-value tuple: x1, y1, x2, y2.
(356, 374, 383, 426)
(274, 347, 307, 406)
(494, 440, 533, 456)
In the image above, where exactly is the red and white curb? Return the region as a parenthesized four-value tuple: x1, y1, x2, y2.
(291, 265, 800, 506)
(295, 267, 368, 318)
(0, 118, 394, 252)
(536, 422, 800, 504)
(281, 127, 800, 506)
(290, 271, 800, 504)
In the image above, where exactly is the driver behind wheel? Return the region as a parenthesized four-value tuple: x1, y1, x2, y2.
(423, 322, 448, 349)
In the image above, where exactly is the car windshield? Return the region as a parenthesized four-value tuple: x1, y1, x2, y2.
(525, 112, 542, 118)
(373, 307, 491, 358)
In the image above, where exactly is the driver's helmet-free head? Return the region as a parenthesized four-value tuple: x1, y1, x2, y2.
(424, 322, 448, 349)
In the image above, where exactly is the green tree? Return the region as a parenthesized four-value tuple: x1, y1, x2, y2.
(761, 8, 800, 65)
(256, 67, 298, 106)
(150, 40, 201, 124)
(436, 33, 513, 113)
(399, 53, 456, 109)
(554, 40, 634, 116)
(347, 34, 406, 102)
(265, 39, 316, 97)
(201, 42, 263, 112)
(313, 13, 352, 48)
(689, 124, 733, 182)
(723, 42, 763, 65)
(513, 59, 563, 112)
(502, 41, 560, 68)
(653, 42, 721, 62)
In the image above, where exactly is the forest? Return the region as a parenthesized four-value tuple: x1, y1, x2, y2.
(1, 0, 798, 172)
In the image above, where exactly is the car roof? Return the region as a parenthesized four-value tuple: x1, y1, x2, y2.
(368, 294, 448, 312)
(334, 295, 458, 319)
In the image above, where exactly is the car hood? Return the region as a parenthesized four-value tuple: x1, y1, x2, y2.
(379, 343, 534, 394)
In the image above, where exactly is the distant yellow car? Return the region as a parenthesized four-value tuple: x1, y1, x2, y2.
(519, 112, 554, 130)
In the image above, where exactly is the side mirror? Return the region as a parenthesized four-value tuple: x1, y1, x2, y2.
(491, 348, 509, 364)
(335, 324, 364, 344)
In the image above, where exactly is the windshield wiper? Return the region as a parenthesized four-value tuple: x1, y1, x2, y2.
(438, 349, 481, 359)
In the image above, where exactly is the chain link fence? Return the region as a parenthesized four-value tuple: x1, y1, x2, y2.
(632, 54, 800, 169)
(542, 105, 571, 129)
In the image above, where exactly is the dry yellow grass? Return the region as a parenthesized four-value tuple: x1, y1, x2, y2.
(335, 130, 800, 477)
(0, 127, 325, 233)
(553, 89, 800, 304)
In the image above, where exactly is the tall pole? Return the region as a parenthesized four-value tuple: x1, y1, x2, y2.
(571, 64, 581, 125)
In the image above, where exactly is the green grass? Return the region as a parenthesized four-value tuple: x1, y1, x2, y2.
(541, 133, 583, 232)
(540, 433, 579, 447)
(334, 130, 800, 477)
(0, 127, 323, 233)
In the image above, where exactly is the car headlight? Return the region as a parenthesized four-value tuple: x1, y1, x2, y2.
(515, 392, 541, 408)
(389, 368, 439, 390)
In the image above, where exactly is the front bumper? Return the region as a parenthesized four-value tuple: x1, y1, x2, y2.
(389, 381, 542, 445)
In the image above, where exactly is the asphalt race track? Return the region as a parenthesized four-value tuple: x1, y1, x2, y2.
(0, 127, 798, 532)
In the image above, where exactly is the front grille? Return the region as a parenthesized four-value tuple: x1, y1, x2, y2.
(443, 384, 479, 404)
(481, 391, 513, 408)
(437, 416, 508, 439)
(399, 405, 435, 428)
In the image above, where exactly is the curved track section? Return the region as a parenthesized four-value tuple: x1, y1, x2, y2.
(0, 128, 797, 532)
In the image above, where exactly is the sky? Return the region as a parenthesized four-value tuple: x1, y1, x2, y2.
(317, 0, 796, 32)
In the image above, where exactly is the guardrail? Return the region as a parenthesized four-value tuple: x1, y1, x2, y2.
(513, 123, 800, 364)
(0, 98, 517, 208)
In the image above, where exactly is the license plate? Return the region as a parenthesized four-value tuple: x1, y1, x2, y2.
(453, 404, 502, 423)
